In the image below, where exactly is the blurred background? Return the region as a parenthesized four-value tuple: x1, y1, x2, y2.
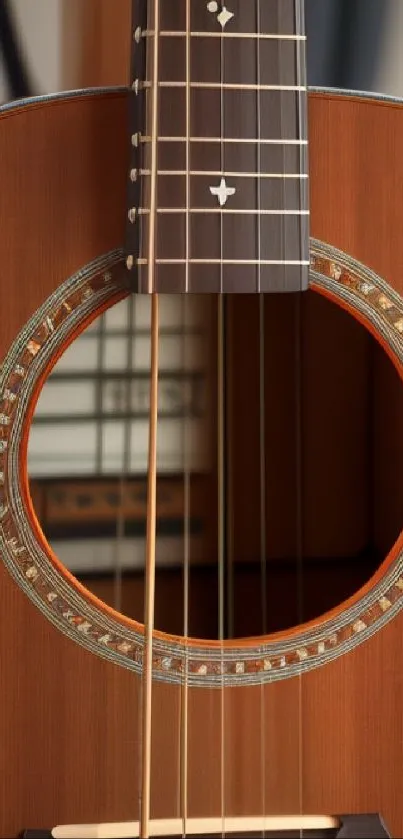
(1, 0, 403, 101)
(0, 0, 401, 630)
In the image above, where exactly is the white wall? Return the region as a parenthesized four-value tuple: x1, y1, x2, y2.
(2, 0, 403, 102)
(0, 0, 63, 100)
(377, 4, 403, 97)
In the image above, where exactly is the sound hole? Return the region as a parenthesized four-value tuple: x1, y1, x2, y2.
(28, 290, 403, 640)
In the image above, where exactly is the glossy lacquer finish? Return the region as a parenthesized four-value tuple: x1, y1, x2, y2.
(0, 90, 403, 838)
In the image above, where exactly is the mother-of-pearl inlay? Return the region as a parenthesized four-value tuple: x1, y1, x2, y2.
(207, 2, 235, 30)
(0, 236, 402, 687)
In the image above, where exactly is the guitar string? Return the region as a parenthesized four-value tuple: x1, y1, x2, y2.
(219, 5, 226, 835)
(137, 3, 306, 835)
(137, 1, 146, 819)
(181, 293, 190, 838)
(256, 0, 267, 836)
(141, 290, 159, 839)
(218, 298, 226, 839)
(295, 2, 305, 834)
(179, 0, 192, 834)
(278, 4, 304, 829)
(113, 294, 135, 616)
(296, 292, 304, 839)
(140, 0, 161, 832)
(126, 294, 143, 828)
(138, 0, 145, 826)
(226, 298, 234, 643)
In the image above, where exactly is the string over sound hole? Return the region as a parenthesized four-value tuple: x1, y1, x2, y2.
(29, 290, 403, 643)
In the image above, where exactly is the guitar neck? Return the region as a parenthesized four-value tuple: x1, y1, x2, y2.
(126, 0, 309, 294)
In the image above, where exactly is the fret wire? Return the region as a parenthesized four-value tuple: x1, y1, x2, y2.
(139, 170, 309, 178)
(140, 137, 308, 144)
(131, 3, 311, 290)
(138, 208, 309, 215)
(142, 31, 307, 41)
(141, 82, 306, 91)
(137, 259, 310, 265)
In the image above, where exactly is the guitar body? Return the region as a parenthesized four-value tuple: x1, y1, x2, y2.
(0, 88, 403, 838)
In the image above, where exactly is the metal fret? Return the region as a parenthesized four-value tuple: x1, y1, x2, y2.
(141, 82, 306, 91)
(138, 208, 309, 215)
(156, 0, 300, 35)
(142, 30, 307, 40)
(137, 259, 310, 266)
(140, 137, 308, 145)
(139, 170, 309, 178)
(126, 0, 309, 294)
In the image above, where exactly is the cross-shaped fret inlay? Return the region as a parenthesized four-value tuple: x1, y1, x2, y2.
(126, 0, 309, 294)
(209, 177, 236, 206)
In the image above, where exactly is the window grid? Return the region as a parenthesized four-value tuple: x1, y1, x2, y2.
(28, 297, 209, 478)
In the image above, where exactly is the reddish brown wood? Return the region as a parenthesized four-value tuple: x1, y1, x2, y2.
(1, 90, 403, 838)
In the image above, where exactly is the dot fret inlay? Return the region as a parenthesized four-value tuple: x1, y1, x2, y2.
(207, 2, 235, 30)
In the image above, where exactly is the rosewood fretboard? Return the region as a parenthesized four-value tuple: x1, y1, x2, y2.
(126, 0, 309, 293)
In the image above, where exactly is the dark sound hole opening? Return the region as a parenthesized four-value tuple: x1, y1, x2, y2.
(149, 290, 403, 640)
(30, 290, 403, 642)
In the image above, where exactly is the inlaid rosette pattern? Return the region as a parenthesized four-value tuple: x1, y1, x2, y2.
(0, 240, 402, 686)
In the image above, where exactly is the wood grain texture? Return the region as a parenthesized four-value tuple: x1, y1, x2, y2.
(1, 90, 403, 838)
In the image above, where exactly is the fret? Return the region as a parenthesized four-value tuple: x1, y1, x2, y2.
(137, 214, 309, 264)
(135, 263, 308, 294)
(147, 171, 308, 212)
(158, 36, 302, 87)
(140, 87, 304, 140)
(137, 259, 310, 266)
(127, 0, 309, 294)
(152, 0, 300, 36)
(138, 209, 310, 215)
(141, 141, 308, 179)
(140, 137, 308, 145)
(143, 31, 307, 40)
(141, 82, 306, 91)
(140, 170, 309, 179)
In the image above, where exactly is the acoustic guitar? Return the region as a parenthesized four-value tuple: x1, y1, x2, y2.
(0, 0, 402, 837)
